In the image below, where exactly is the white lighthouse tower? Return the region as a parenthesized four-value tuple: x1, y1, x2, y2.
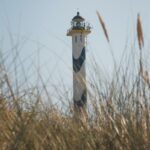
(67, 12, 91, 110)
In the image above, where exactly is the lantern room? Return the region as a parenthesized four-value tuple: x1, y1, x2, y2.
(67, 12, 91, 36)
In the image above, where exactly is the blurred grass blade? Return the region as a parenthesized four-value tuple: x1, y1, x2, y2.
(96, 11, 109, 43)
(137, 14, 144, 50)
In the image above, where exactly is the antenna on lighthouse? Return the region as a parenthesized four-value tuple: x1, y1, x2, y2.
(67, 12, 91, 113)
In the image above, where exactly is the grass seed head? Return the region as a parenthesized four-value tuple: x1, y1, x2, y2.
(96, 11, 110, 43)
(137, 13, 144, 50)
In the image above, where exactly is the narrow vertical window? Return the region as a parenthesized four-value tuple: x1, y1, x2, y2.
(80, 35, 82, 42)
(75, 36, 77, 43)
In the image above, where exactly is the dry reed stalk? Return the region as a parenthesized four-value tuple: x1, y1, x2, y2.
(139, 59, 143, 75)
(96, 11, 109, 43)
(141, 70, 150, 88)
(137, 14, 144, 50)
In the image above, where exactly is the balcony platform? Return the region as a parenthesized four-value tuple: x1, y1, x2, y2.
(67, 28, 91, 36)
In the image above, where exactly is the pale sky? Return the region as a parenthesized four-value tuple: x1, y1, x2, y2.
(0, 0, 150, 101)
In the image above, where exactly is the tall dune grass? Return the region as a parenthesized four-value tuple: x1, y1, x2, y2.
(0, 13, 150, 149)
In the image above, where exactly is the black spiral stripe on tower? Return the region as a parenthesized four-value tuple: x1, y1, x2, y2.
(73, 47, 85, 72)
(74, 89, 87, 107)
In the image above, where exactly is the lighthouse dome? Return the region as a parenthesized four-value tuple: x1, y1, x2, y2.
(72, 12, 85, 22)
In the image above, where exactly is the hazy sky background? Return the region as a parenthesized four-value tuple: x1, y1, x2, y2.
(0, 0, 150, 101)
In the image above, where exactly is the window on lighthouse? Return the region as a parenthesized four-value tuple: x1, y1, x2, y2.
(75, 36, 77, 43)
(80, 35, 82, 42)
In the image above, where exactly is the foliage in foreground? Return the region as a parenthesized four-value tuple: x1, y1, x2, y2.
(0, 82, 150, 150)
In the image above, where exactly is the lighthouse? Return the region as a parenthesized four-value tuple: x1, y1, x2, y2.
(67, 12, 91, 110)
